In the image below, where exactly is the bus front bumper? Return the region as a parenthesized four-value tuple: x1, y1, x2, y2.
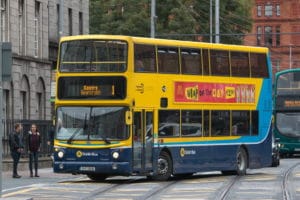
(279, 143, 300, 154)
(53, 161, 131, 175)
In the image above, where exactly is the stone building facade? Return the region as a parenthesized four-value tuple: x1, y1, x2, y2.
(1, 0, 89, 122)
(244, 0, 300, 75)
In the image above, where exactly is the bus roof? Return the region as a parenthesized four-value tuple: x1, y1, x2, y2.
(60, 34, 269, 54)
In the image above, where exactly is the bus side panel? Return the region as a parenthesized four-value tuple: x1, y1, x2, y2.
(157, 133, 272, 175)
(248, 77, 273, 168)
(170, 146, 211, 174)
(159, 145, 238, 175)
(247, 128, 273, 168)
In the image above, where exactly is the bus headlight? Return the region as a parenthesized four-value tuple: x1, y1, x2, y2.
(58, 151, 64, 158)
(112, 152, 119, 159)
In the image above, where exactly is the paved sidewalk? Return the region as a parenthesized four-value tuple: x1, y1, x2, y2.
(2, 167, 54, 179)
(2, 157, 52, 172)
(1, 168, 75, 200)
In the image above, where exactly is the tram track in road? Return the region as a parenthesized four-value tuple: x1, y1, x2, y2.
(77, 173, 241, 200)
(77, 176, 146, 200)
(79, 176, 178, 200)
(215, 175, 240, 200)
(282, 161, 300, 200)
(138, 179, 178, 200)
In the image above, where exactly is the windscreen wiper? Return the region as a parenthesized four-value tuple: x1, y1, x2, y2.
(102, 135, 111, 144)
(88, 108, 111, 144)
(67, 114, 87, 144)
(66, 128, 82, 144)
(87, 108, 93, 142)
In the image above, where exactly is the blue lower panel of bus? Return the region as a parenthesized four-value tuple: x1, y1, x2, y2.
(157, 131, 273, 175)
(53, 130, 272, 176)
(53, 147, 132, 176)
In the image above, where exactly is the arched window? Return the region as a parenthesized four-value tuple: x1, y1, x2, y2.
(20, 75, 30, 119)
(36, 77, 46, 119)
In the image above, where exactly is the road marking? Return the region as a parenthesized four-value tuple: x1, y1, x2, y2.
(2, 187, 37, 197)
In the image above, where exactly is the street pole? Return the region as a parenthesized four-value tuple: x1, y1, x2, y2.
(289, 44, 292, 69)
(150, 0, 156, 38)
(0, 6, 3, 198)
(215, 0, 220, 43)
(210, 0, 212, 43)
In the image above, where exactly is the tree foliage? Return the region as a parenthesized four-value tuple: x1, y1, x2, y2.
(90, 0, 253, 44)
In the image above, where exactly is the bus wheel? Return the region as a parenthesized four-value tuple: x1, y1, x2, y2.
(152, 151, 172, 181)
(236, 147, 247, 176)
(87, 174, 108, 181)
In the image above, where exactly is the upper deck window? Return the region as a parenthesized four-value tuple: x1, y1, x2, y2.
(60, 40, 128, 72)
(158, 47, 179, 74)
(181, 49, 201, 75)
(210, 50, 230, 76)
(250, 53, 269, 78)
(231, 52, 250, 77)
(134, 44, 156, 72)
(277, 71, 300, 95)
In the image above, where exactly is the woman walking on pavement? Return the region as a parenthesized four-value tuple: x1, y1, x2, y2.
(28, 124, 41, 177)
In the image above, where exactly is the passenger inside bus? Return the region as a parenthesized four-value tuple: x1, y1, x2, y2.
(135, 59, 145, 72)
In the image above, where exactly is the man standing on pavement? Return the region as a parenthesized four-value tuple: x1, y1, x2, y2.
(8, 123, 24, 178)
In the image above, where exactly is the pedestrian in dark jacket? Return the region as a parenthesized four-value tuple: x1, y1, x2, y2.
(8, 123, 24, 178)
(28, 124, 41, 177)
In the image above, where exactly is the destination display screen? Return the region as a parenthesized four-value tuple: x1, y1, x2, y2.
(276, 96, 300, 110)
(58, 76, 126, 99)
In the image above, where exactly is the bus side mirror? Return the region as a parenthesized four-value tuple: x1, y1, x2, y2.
(125, 111, 132, 125)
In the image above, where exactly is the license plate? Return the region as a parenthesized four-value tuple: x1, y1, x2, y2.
(79, 166, 96, 171)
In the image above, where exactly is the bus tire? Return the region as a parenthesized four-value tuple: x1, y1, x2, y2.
(87, 174, 108, 181)
(221, 171, 236, 175)
(236, 147, 247, 176)
(152, 151, 172, 181)
(174, 173, 193, 179)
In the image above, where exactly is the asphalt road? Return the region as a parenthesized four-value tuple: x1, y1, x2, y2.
(1, 158, 300, 200)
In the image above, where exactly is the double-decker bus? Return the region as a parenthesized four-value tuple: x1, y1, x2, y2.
(53, 35, 273, 181)
(274, 68, 300, 157)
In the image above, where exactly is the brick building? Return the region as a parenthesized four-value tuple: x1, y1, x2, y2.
(244, 0, 300, 75)
(0, 0, 89, 123)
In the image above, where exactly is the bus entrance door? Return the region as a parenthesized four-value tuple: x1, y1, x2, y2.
(133, 110, 154, 174)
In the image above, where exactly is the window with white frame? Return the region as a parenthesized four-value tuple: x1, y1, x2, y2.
(257, 26, 262, 46)
(264, 26, 273, 46)
(276, 4, 280, 16)
(274, 59, 281, 72)
(265, 5, 273, 17)
(257, 5, 262, 17)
